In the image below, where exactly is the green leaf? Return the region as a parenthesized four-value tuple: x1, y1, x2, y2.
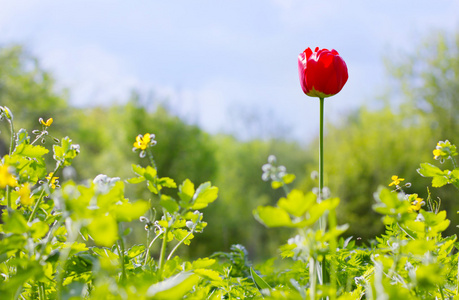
(14, 144, 49, 158)
(30, 221, 49, 239)
(132, 164, 146, 176)
(87, 214, 118, 247)
(3, 210, 29, 234)
(417, 163, 444, 177)
(173, 229, 194, 245)
(254, 206, 292, 227)
(146, 273, 200, 300)
(192, 182, 218, 209)
(190, 258, 216, 269)
(194, 268, 222, 283)
(432, 175, 449, 187)
(279, 243, 296, 258)
(158, 177, 177, 188)
(278, 189, 316, 217)
(160, 195, 179, 214)
(178, 179, 194, 201)
(143, 166, 157, 181)
(0, 234, 26, 254)
(126, 177, 145, 184)
(303, 198, 340, 227)
(112, 200, 150, 222)
(250, 267, 272, 295)
(127, 245, 146, 259)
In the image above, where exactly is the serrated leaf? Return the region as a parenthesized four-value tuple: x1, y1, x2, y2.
(132, 164, 145, 176)
(173, 228, 193, 245)
(279, 243, 296, 258)
(127, 245, 146, 259)
(178, 179, 195, 204)
(158, 177, 177, 188)
(417, 163, 444, 177)
(278, 189, 316, 217)
(192, 183, 218, 209)
(143, 166, 157, 181)
(15, 144, 49, 158)
(161, 195, 179, 214)
(432, 175, 449, 187)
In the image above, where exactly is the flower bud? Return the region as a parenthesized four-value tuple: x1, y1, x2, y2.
(298, 47, 348, 98)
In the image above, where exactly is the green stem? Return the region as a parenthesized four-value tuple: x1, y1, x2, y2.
(6, 119, 15, 210)
(309, 257, 317, 300)
(144, 229, 163, 266)
(28, 164, 61, 222)
(158, 227, 169, 277)
(8, 119, 14, 155)
(318, 97, 325, 290)
(319, 97, 324, 205)
(31, 131, 47, 145)
(28, 188, 47, 223)
(118, 223, 127, 283)
(38, 282, 45, 300)
(167, 228, 195, 261)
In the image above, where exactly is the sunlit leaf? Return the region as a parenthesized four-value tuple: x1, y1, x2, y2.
(278, 189, 316, 217)
(87, 214, 118, 247)
(254, 206, 292, 227)
(146, 272, 200, 299)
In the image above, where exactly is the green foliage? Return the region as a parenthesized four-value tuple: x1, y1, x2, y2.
(1, 106, 266, 299)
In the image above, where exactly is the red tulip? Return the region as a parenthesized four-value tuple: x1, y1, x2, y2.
(298, 47, 348, 98)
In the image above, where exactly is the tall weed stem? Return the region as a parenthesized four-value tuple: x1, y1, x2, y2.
(158, 227, 169, 277)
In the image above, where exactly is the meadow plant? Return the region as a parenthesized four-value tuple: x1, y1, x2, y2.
(1, 44, 459, 300)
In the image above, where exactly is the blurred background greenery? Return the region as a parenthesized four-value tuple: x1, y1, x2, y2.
(1, 31, 459, 261)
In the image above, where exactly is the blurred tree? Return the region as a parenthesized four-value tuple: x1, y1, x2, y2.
(0, 45, 69, 132)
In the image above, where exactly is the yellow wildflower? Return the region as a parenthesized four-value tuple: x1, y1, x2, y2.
(389, 175, 404, 187)
(133, 133, 151, 150)
(39, 117, 53, 127)
(408, 197, 424, 213)
(46, 173, 59, 189)
(0, 164, 18, 188)
(18, 184, 34, 206)
(433, 149, 441, 160)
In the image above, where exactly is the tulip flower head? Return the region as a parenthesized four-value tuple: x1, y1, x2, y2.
(298, 47, 348, 98)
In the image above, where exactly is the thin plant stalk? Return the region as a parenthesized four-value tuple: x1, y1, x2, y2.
(118, 223, 127, 283)
(158, 227, 169, 277)
(318, 97, 325, 289)
(28, 164, 61, 222)
(6, 118, 15, 209)
(167, 227, 195, 261)
(309, 257, 317, 300)
(318, 97, 324, 205)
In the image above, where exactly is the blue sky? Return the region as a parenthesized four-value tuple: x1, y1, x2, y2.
(1, 1, 458, 142)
